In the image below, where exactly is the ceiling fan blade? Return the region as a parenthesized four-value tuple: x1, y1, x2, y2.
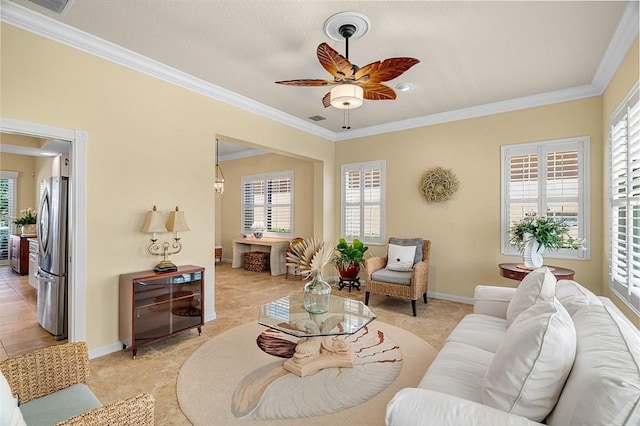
(322, 92, 331, 108)
(317, 43, 356, 81)
(361, 83, 397, 101)
(275, 79, 336, 87)
(355, 58, 420, 83)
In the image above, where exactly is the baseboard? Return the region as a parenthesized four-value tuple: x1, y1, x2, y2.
(88, 341, 123, 359)
(89, 312, 217, 359)
(428, 291, 473, 305)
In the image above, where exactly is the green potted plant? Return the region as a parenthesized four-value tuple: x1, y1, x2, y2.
(508, 213, 583, 268)
(13, 207, 37, 235)
(333, 238, 368, 280)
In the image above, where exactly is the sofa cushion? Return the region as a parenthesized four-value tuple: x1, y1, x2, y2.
(446, 314, 507, 353)
(386, 244, 416, 272)
(1, 370, 26, 426)
(418, 341, 494, 404)
(505, 267, 556, 327)
(555, 279, 602, 316)
(19, 383, 102, 426)
(546, 304, 640, 426)
(371, 268, 412, 285)
(389, 237, 423, 264)
(482, 299, 576, 422)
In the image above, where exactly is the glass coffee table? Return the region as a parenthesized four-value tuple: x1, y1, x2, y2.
(259, 294, 377, 377)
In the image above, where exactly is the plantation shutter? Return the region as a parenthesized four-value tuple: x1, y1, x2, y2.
(341, 161, 385, 245)
(501, 137, 588, 258)
(0, 172, 18, 264)
(610, 84, 640, 312)
(242, 171, 293, 237)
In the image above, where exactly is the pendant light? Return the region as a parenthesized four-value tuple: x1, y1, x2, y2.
(214, 138, 225, 195)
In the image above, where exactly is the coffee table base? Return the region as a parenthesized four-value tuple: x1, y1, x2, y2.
(283, 335, 354, 377)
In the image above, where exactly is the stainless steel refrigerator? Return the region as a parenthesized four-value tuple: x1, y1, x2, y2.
(36, 176, 69, 340)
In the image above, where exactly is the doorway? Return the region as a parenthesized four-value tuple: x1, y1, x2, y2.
(0, 117, 87, 344)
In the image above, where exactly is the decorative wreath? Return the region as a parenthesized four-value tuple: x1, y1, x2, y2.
(419, 167, 460, 203)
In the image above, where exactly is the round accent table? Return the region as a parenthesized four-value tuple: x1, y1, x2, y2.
(499, 263, 575, 281)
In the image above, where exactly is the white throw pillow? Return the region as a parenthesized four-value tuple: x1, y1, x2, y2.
(386, 244, 416, 272)
(482, 299, 576, 422)
(505, 267, 556, 327)
(0, 371, 27, 426)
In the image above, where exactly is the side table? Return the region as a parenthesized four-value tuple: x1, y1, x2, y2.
(499, 263, 575, 281)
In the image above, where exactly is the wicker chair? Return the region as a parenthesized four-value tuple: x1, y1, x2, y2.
(364, 239, 431, 316)
(0, 342, 155, 425)
(285, 237, 304, 279)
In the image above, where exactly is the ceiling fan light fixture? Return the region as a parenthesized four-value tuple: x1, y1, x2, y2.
(330, 84, 364, 109)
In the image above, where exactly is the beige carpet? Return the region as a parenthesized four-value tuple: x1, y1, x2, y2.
(177, 321, 437, 425)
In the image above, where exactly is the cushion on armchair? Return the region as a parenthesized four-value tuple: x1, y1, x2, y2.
(388, 237, 423, 264)
(1, 370, 26, 426)
(371, 268, 412, 285)
(386, 244, 416, 272)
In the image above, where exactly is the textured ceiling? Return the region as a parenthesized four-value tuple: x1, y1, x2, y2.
(5, 0, 636, 140)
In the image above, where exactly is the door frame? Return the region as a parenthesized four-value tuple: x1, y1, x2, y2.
(1, 117, 87, 343)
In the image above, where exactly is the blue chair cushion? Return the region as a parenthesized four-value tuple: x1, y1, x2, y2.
(371, 268, 412, 286)
(19, 384, 102, 426)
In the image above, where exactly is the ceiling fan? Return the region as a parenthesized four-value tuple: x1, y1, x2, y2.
(275, 22, 420, 110)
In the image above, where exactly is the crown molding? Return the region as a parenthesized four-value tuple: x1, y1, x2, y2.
(336, 84, 601, 141)
(0, 0, 336, 141)
(591, 0, 640, 92)
(2, 0, 638, 143)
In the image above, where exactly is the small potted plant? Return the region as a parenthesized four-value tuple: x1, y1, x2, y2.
(13, 207, 37, 235)
(333, 238, 368, 280)
(508, 213, 583, 268)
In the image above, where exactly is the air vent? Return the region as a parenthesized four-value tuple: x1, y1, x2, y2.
(308, 115, 327, 122)
(27, 0, 74, 14)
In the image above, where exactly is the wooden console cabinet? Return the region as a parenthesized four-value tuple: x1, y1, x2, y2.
(119, 265, 204, 358)
(9, 235, 30, 275)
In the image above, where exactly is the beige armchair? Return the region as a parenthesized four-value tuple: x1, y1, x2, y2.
(364, 238, 431, 316)
(0, 342, 154, 425)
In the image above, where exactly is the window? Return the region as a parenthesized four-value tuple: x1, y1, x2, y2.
(0, 171, 18, 265)
(341, 161, 385, 245)
(242, 171, 293, 238)
(501, 137, 589, 259)
(609, 82, 640, 314)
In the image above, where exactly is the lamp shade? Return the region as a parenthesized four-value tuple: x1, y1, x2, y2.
(140, 206, 167, 233)
(166, 207, 190, 232)
(330, 84, 364, 109)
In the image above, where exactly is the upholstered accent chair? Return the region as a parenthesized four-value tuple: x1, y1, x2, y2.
(364, 238, 431, 316)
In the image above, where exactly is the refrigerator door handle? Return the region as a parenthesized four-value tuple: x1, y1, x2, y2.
(35, 270, 55, 282)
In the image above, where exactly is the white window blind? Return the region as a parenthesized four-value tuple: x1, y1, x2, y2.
(0, 171, 18, 264)
(609, 82, 640, 314)
(501, 137, 589, 259)
(341, 161, 385, 245)
(242, 171, 293, 238)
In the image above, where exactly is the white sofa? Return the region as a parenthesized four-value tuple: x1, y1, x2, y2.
(386, 268, 640, 425)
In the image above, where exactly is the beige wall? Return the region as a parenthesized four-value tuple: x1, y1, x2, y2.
(601, 37, 640, 326)
(336, 97, 604, 301)
(217, 152, 316, 260)
(1, 24, 334, 350)
(0, 152, 37, 224)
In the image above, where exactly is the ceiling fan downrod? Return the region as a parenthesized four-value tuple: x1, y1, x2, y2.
(338, 24, 356, 60)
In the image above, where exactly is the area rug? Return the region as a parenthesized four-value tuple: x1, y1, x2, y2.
(177, 321, 437, 425)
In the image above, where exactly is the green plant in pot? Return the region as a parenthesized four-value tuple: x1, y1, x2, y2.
(333, 238, 368, 280)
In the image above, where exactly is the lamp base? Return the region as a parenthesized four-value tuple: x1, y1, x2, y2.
(154, 260, 178, 273)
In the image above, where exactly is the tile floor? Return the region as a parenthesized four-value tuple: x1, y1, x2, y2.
(0, 265, 66, 361)
(1, 262, 472, 424)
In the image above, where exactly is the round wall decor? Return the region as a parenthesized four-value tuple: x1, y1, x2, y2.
(419, 167, 459, 203)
